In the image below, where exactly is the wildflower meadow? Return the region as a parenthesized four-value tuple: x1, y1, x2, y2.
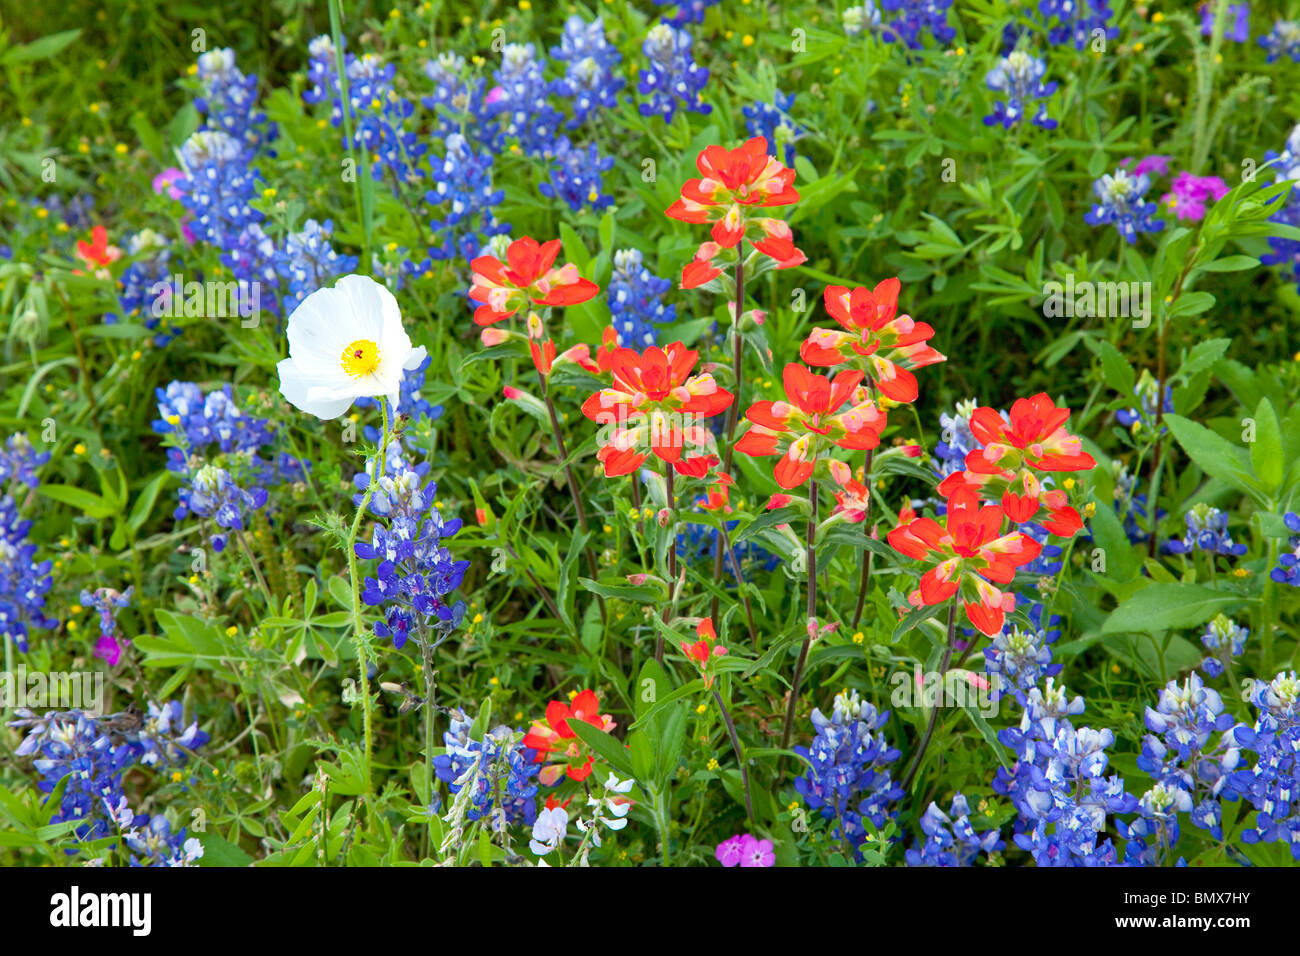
(2, 0, 1300, 901)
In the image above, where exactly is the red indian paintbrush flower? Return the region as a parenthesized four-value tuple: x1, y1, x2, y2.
(581, 343, 733, 477)
(887, 487, 1043, 635)
(800, 279, 946, 404)
(666, 136, 806, 279)
(522, 689, 617, 785)
(469, 236, 599, 326)
(74, 225, 121, 276)
(937, 393, 1094, 532)
(681, 618, 728, 688)
(735, 364, 887, 489)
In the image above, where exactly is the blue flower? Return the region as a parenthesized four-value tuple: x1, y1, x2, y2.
(493, 43, 565, 157)
(1261, 124, 1300, 288)
(539, 137, 614, 212)
(1199, 614, 1250, 678)
(1115, 374, 1173, 436)
(993, 677, 1139, 866)
(651, 0, 720, 25)
(1227, 672, 1300, 858)
(794, 689, 903, 857)
(1200, 3, 1252, 43)
(905, 794, 1004, 866)
(842, 3, 884, 36)
(419, 132, 510, 264)
(353, 442, 468, 648)
(421, 52, 501, 149)
(121, 812, 205, 867)
(153, 383, 294, 553)
(106, 229, 178, 346)
(880, 0, 956, 49)
(194, 48, 272, 153)
(306, 37, 426, 182)
(638, 23, 711, 122)
(273, 219, 358, 315)
(181, 464, 268, 553)
(609, 249, 676, 348)
(744, 91, 805, 165)
(551, 16, 624, 127)
(1271, 511, 1300, 587)
(1084, 168, 1165, 243)
(1038, 0, 1118, 51)
(983, 51, 1057, 130)
(1164, 504, 1247, 557)
(433, 709, 541, 828)
(175, 130, 263, 253)
(0, 434, 55, 653)
(984, 604, 1063, 701)
(1258, 18, 1300, 62)
(9, 701, 208, 851)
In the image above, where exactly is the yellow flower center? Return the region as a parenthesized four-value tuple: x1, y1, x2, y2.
(340, 339, 381, 378)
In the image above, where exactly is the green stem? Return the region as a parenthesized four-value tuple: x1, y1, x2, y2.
(781, 478, 818, 752)
(346, 400, 390, 804)
(713, 686, 754, 822)
(901, 602, 959, 793)
(651, 787, 672, 866)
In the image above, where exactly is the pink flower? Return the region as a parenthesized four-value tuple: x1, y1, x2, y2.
(94, 633, 125, 667)
(1161, 171, 1230, 221)
(716, 832, 774, 867)
(739, 834, 776, 867)
(152, 167, 185, 200)
(716, 834, 747, 867)
(1121, 154, 1171, 178)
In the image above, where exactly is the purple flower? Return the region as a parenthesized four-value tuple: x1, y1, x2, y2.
(1161, 171, 1230, 221)
(1122, 154, 1172, 178)
(715, 834, 746, 866)
(739, 834, 776, 867)
(1200, 3, 1251, 43)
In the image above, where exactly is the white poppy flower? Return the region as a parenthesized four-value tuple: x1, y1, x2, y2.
(277, 274, 426, 420)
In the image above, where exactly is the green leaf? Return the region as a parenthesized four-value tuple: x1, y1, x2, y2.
(568, 720, 634, 777)
(1198, 255, 1259, 272)
(1100, 583, 1244, 634)
(1249, 398, 1284, 494)
(1093, 339, 1135, 397)
(36, 484, 116, 519)
(2, 29, 82, 64)
(198, 832, 254, 867)
(1164, 414, 1264, 502)
(578, 577, 664, 603)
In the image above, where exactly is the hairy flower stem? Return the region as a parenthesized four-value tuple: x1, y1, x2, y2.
(781, 479, 819, 751)
(327, 0, 370, 269)
(419, 634, 438, 859)
(710, 243, 747, 623)
(234, 527, 275, 609)
(714, 686, 754, 822)
(345, 400, 389, 805)
(538, 372, 605, 611)
(850, 446, 877, 630)
(901, 602, 960, 793)
(1146, 249, 1196, 555)
(720, 524, 759, 648)
(630, 474, 644, 536)
(657, 467, 677, 664)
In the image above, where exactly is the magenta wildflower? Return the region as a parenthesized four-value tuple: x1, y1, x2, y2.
(740, 834, 776, 867)
(1122, 154, 1172, 178)
(715, 834, 746, 866)
(716, 832, 776, 867)
(1162, 171, 1230, 221)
